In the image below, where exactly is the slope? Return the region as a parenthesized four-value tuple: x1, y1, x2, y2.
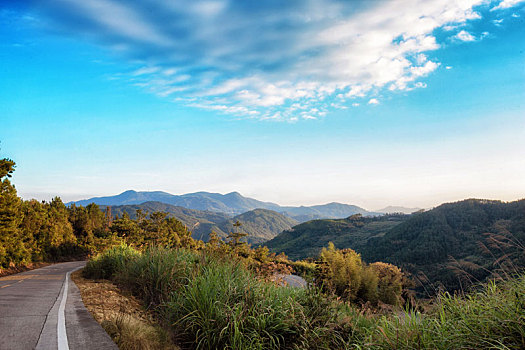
(266, 214, 408, 260)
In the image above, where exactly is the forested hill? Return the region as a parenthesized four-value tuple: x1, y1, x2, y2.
(360, 199, 525, 293)
(106, 202, 296, 244)
(70, 190, 376, 221)
(105, 201, 231, 229)
(215, 209, 298, 244)
(265, 214, 408, 260)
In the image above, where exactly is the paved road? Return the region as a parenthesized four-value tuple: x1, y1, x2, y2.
(0, 262, 117, 350)
(274, 274, 308, 288)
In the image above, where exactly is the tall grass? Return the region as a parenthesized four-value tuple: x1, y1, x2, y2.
(84, 246, 525, 350)
(352, 274, 525, 349)
(83, 244, 140, 279)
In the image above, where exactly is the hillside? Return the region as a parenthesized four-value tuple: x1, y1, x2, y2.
(70, 190, 375, 221)
(216, 209, 298, 244)
(104, 201, 231, 228)
(105, 202, 295, 245)
(266, 214, 408, 260)
(360, 199, 525, 293)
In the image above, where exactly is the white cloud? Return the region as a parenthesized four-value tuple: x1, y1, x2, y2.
(492, 0, 525, 10)
(31, 0, 524, 121)
(454, 30, 477, 42)
(368, 98, 380, 105)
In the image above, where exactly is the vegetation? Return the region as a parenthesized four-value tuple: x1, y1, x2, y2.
(3, 151, 525, 349)
(84, 244, 525, 350)
(108, 203, 296, 244)
(265, 214, 407, 260)
(71, 270, 178, 350)
(361, 199, 525, 294)
(268, 200, 525, 295)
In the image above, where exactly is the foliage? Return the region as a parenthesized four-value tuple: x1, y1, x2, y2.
(84, 242, 525, 350)
(85, 245, 351, 350)
(352, 274, 525, 349)
(83, 245, 140, 279)
(108, 202, 296, 244)
(362, 199, 525, 294)
(315, 243, 405, 306)
(265, 214, 407, 260)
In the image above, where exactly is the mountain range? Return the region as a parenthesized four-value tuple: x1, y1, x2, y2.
(104, 201, 297, 244)
(70, 190, 378, 221)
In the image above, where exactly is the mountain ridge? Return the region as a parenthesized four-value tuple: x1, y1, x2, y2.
(69, 190, 377, 221)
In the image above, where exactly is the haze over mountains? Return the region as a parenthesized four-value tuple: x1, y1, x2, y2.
(70, 190, 378, 221)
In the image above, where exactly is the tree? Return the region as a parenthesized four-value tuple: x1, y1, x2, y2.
(0, 157, 24, 267)
(227, 220, 248, 248)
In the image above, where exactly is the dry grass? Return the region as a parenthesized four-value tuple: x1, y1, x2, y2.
(71, 269, 179, 350)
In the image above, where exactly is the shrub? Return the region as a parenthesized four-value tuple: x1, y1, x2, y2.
(83, 244, 140, 279)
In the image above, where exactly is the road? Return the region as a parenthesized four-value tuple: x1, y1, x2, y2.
(0, 261, 117, 350)
(274, 274, 308, 288)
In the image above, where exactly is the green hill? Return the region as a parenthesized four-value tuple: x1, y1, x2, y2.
(265, 214, 407, 260)
(106, 202, 295, 245)
(267, 199, 525, 294)
(217, 209, 298, 244)
(360, 199, 525, 293)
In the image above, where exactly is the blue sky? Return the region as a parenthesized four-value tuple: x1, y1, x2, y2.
(1, 0, 524, 209)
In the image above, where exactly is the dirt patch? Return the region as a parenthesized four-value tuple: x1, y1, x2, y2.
(71, 270, 178, 350)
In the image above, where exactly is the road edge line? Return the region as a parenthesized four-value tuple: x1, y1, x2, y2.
(57, 266, 83, 350)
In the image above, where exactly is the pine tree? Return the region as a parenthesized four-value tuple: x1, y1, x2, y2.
(0, 157, 24, 267)
(227, 220, 248, 248)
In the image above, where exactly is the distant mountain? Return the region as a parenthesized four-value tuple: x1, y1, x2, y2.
(376, 206, 421, 214)
(280, 202, 378, 222)
(104, 202, 296, 245)
(70, 190, 376, 221)
(266, 214, 408, 260)
(71, 190, 280, 215)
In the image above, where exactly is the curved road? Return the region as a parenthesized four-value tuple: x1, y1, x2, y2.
(0, 261, 116, 350)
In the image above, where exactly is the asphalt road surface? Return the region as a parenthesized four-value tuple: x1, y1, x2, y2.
(0, 261, 116, 350)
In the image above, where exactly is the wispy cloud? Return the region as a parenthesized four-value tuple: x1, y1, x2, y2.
(27, 0, 523, 121)
(491, 0, 525, 10)
(454, 30, 477, 42)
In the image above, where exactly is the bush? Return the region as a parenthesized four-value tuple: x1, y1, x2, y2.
(83, 244, 140, 279)
(118, 247, 200, 307)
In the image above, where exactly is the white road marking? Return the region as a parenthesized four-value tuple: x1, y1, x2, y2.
(57, 267, 82, 350)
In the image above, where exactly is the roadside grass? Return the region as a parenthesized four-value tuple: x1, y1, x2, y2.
(72, 269, 178, 350)
(83, 245, 525, 350)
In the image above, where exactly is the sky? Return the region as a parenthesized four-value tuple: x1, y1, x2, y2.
(1, 0, 524, 210)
